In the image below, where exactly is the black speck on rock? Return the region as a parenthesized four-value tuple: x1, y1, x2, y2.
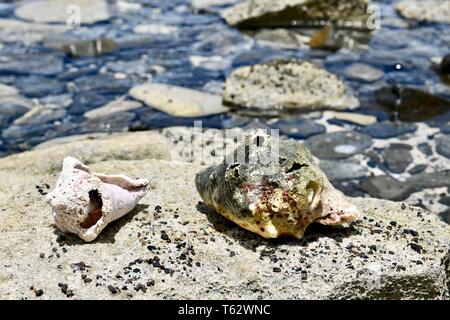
(409, 243, 423, 254)
(273, 267, 282, 273)
(108, 285, 118, 294)
(35, 289, 44, 297)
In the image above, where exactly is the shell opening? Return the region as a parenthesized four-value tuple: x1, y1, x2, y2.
(79, 190, 103, 229)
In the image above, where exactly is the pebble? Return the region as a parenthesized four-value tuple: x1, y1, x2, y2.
(331, 112, 377, 126)
(417, 143, 433, 156)
(84, 98, 142, 119)
(435, 135, 450, 159)
(271, 119, 326, 139)
(360, 121, 417, 139)
(305, 131, 372, 159)
(408, 164, 427, 175)
(383, 144, 413, 174)
(344, 63, 384, 83)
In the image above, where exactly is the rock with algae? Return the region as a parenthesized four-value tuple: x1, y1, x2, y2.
(196, 132, 361, 239)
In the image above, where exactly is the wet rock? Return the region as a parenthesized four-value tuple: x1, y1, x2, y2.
(271, 119, 326, 139)
(436, 135, 450, 159)
(308, 25, 345, 51)
(408, 164, 427, 175)
(438, 54, 450, 75)
(15, 0, 111, 24)
(15, 76, 65, 98)
(360, 121, 417, 139)
(0, 84, 18, 97)
(383, 144, 413, 174)
(202, 80, 224, 95)
(331, 112, 377, 126)
(84, 98, 142, 119)
(223, 59, 359, 115)
(80, 112, 135, 133)
(0, 53, 64, 76)
(74, 75, 132, 94)
(319, 159, 368, 181)
(249, 28, 309, 49)
(13, 106, 67, 126)
(40, 94, 73, 110)
(376, 86, 450, 122)
(0, 103, 29, 126)
(196, 132, 361, 239)
(1, 143, 449, 299)
(418, 143, 433, 156)
(396, 0, 450, 24)
(69, 93, 113, 115)
(130, 83, 229, 117)
(189, 56, 232, 71)
(305, 131, 372, 159)
(221, 0, 371, 29)
(0, 19, 65, 44)
(361, 171, 450, 201)
(133, 24, 179, 35)
(61, 38, 118, 58)
(344, 63, 384, 83)
(441, 124, 450, 134)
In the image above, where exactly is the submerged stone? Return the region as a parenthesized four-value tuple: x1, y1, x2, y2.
(196, 132, 361, 239)
(376, 86, 450, 122)
(360, 121, 417, 139)
(343, 63, 384, 82)
(436, 134, 450, 159)
(272, 119, 326, 139)
(383, 144, 413, 174)
(223, 59, 359, 115)
(305, 131, 372, 159)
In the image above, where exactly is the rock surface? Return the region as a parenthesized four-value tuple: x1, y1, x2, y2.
(84, 99, 142, 119)
(0, 133, 449, 299)
(221, 0, 371, 29)
(223, 59, 359, 115)
(396, 0, 450, 24)
(130, 83, 229, 117)
(15, 0, 111, 24)
(0, 18, 65, 44)
(344, 63, 384, 83)
(436, 135, 450, 159)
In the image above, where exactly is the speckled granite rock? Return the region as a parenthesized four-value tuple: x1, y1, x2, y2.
(223, 59, 359, 115)
(396, 0, 450, 24)
(0, 133, 449, 299)
(221, 0, 371, 28)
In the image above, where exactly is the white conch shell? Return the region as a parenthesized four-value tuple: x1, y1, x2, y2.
(46, 157, 149, 242)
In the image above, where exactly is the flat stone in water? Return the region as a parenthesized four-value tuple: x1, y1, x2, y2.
(84, 99, 142, 119)
(436, 134, 450, 159)
(383, 144, 413, 174)
(361, 171, 450, 201)
(319, 159, 368, 181)
(271, 119, 326, 139)
(0, 53, 64, 76)
(360, 121, 417, 139)
(331, 112, 377, 126)
(130, 83, 229, 117)
(15, 76, 65, 98)
(74, 75, 133, 94)
(305, 131, 372, 159)
(69, 93, 113, 116)
(80, 112, 135, 133)
(344, 63, 384, 83)
(0, 84, 18, 97)
(13, 106, 67, 126)
(15, 0, 111, 24)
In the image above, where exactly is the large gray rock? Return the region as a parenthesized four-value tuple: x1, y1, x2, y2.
(223, 59, 359, 115)
(396, 0, 450, 24)
(221, 0, 371, 28)
(15, 0, 111, 24)
(0, 142, 449, 299)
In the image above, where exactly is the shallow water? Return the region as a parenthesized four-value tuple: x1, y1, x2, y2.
(0, 0, 449, 219)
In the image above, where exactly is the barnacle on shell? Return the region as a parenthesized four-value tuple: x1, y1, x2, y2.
(196, 132, 360, 239)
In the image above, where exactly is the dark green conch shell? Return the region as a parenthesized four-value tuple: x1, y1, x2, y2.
(196, 132, 360, 239)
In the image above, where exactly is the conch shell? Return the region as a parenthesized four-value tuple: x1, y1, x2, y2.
(195, 132, 360, 239)
(46, 157, 149, 242)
